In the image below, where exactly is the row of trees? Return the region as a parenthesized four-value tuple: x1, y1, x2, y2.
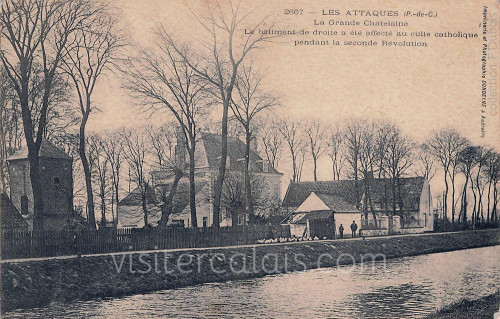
(1, 0, 498, 232)
(256, 117, 499, 225)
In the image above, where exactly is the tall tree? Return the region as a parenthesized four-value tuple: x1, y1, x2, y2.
(1, 0, 92, 232)
(383, 129, 415, 224)
(458, 145, 476, 225)
(344, 120, 364, 208)
(427, 129, 467, 222)
(87, 134, 109, 227)
(327, 125, 345, 181)
(303, 121, 327, 181)
(60, 5, 124, 229)
(259, 118, 283, 170)
(231, 63, 277, 224)
(122, 129, 150, 228)
(159, 1, 279, 227)
(124, 39, 211, 228)
(279, 118, 307, 182)
(102, 131, 123, 225)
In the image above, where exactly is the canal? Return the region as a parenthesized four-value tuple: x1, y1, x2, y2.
(4, 245, 499, 318)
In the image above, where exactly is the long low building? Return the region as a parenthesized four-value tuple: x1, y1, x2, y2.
(282, 176, 434, 236)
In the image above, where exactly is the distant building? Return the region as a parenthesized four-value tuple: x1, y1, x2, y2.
(6, 139, 74, 231)
(282, 176, 433, 234)
(1, 193, 29, 231)
(283, 192, 362, 238)
(118, 131, 283, 228)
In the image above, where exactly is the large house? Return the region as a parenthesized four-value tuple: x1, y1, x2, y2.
(282, 176, 433, 234)
(117, 131, 283, 228)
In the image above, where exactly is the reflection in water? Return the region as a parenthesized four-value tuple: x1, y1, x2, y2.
(4, 245, 500, 319)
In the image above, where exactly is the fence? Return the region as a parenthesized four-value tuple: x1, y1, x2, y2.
(0, 225, 291, 260)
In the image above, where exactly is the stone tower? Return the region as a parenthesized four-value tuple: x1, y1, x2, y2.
(7, 139, 73, 231)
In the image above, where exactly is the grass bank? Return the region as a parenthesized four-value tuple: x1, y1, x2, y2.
(426, 291, 500, 319)
(2, 229, 499, 312)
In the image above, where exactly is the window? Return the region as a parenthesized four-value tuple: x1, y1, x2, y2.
(203, 217, 208, 228)
(263, 161, 269, 173)
(53, 177, 60, 185)
(21, 195, 29, 215)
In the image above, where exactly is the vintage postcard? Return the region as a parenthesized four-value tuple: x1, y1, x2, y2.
(0, 0, 499, 318)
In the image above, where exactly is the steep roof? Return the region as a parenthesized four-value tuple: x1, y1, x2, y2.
(7, 138, 72, 161)
(1, 193, 29, 230)
(118, 181, 208, 227)
(283, 177, 425, 211)
(315, 193, 360, 213)
(200, 132, 280, 174)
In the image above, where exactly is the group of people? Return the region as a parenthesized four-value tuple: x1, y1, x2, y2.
(338, 221, 358, 239)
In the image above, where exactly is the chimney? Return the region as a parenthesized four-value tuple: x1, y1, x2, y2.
(174, 126, 186, 166)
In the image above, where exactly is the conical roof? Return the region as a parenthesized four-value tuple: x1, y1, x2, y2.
(7, 138, 72, 161)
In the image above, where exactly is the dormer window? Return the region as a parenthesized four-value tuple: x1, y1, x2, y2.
(263, 161, 269, 173)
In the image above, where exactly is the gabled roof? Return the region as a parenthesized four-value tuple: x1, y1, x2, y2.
(7, 138, 72, 161)
(1, 193, 29, 230)
(200, 132, 280, 174)
(117, 181, 208, 227)
(283, 177, 425, 211)
(283, 180, 357, 208)
(315, 193, 360, 213)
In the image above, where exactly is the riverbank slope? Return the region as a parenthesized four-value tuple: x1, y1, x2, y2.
(426, 291, 500, 319)
(2, 229, 499, 312)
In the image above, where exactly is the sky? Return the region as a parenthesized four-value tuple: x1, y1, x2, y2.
(86, 0, 500, 188)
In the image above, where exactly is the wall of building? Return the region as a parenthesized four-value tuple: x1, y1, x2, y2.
(8, 158, 73, 231)
(335, 213, 362, 236)
(419, 179, 434, 232)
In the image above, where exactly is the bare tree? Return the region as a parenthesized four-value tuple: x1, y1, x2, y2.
(383, 129, 415, 224)
(279, 118, 307, 182)
(259, 118, 283, 170)
(231, 63, 277, 223)
(485, 151, 499, 221)
(426, 129, 467, 222)
(327, 125, 346, 181)
(124, 38, 212, 228)
(87, 134, 110, 227)
(1, 0, 93, 231)
(122, 129, 150, 227)
(458, 145, 475, 225)
(60, 5, 124, 229)
(417, 143, 437, 181)
(303, 121, 327, 181)
(145, 125, 184, 227)
(157, 1, 280, 227)
(102, 131, 124, 225)
(357, 122, 378, 222)
(343, 119, 364, 208)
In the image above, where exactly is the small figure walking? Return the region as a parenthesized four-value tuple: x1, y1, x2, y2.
(339, 224, 344, 239)
(350, 221, 358, 238)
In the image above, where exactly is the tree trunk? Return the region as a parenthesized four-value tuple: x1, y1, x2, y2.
(29, 155, 44, 232)
(212, 98, 230, 229)
(443, 167, 449, 220)
(313, 155, 318, 181)
(189, 143, 197, 228)
(461, 174, 469, 225)
(451, 174, 456, 223)
(79, 114, 96, 229)
(487, 178, 492, 222)
(244, 129, 254, 226)
(160, 170, 183, 227)
(142, 185, 148, 227)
